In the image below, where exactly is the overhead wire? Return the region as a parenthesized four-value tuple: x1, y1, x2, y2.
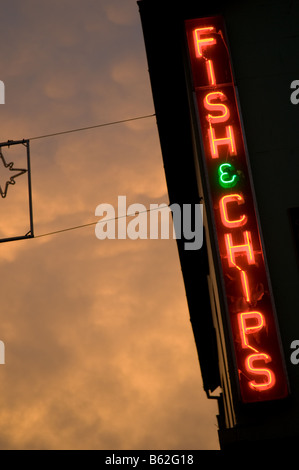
(1, 112, 160, 242)
(28, 113, 156, 141)
(34, 205, 171, 240)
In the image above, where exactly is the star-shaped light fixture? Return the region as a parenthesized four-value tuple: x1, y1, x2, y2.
(0, 149, 27, 198)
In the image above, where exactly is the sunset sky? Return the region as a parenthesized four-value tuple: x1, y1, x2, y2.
(0, 0, 219, 450)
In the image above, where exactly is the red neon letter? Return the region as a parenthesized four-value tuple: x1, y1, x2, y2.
(240, 270, 251, 303)
(204, 92, 230, 124)
(238, 312, 265, 352)
(206, 60, 216, 86)
(246, 353, 276, 390)
(193, 27, 216, 58)
(219, 194, 247, 228)
(208, 125, 236, 158)
(225, 231, 255, 268)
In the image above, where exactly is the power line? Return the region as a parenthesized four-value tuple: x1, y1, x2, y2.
(0, 112, 161, 242)
(34, 221, 98, 239)
(34, 204, 170, 240)
(28, 113, 156, 141)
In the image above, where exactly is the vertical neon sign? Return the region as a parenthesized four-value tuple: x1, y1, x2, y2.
(185, 16, 289, 403)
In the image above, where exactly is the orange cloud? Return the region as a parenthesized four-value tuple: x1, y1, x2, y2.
(0, 0, 220, 450)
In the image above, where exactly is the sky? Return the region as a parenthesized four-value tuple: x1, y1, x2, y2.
(0, 0, 219, 450)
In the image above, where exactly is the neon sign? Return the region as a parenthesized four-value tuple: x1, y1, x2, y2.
(185, 16, 289, 403)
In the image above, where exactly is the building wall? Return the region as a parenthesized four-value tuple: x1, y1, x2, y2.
(139, 0, 299, 448)
(223, 0, 299, 442)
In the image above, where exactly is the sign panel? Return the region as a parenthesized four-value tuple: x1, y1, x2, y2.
(185, 16, 289, 403)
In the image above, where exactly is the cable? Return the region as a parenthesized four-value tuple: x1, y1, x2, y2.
(0, 112, 160, 242)
(34, 204, 170, 240)
(28, 113, 156, 141)
(34, 221, 98, 239)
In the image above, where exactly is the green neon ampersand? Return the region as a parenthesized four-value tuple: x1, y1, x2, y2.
(218, 163, 239, 188)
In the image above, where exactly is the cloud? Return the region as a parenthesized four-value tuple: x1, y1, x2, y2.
(103, 0, 137, 26)
(0, 231, 219, 450)
(0, 0, 220, 450)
